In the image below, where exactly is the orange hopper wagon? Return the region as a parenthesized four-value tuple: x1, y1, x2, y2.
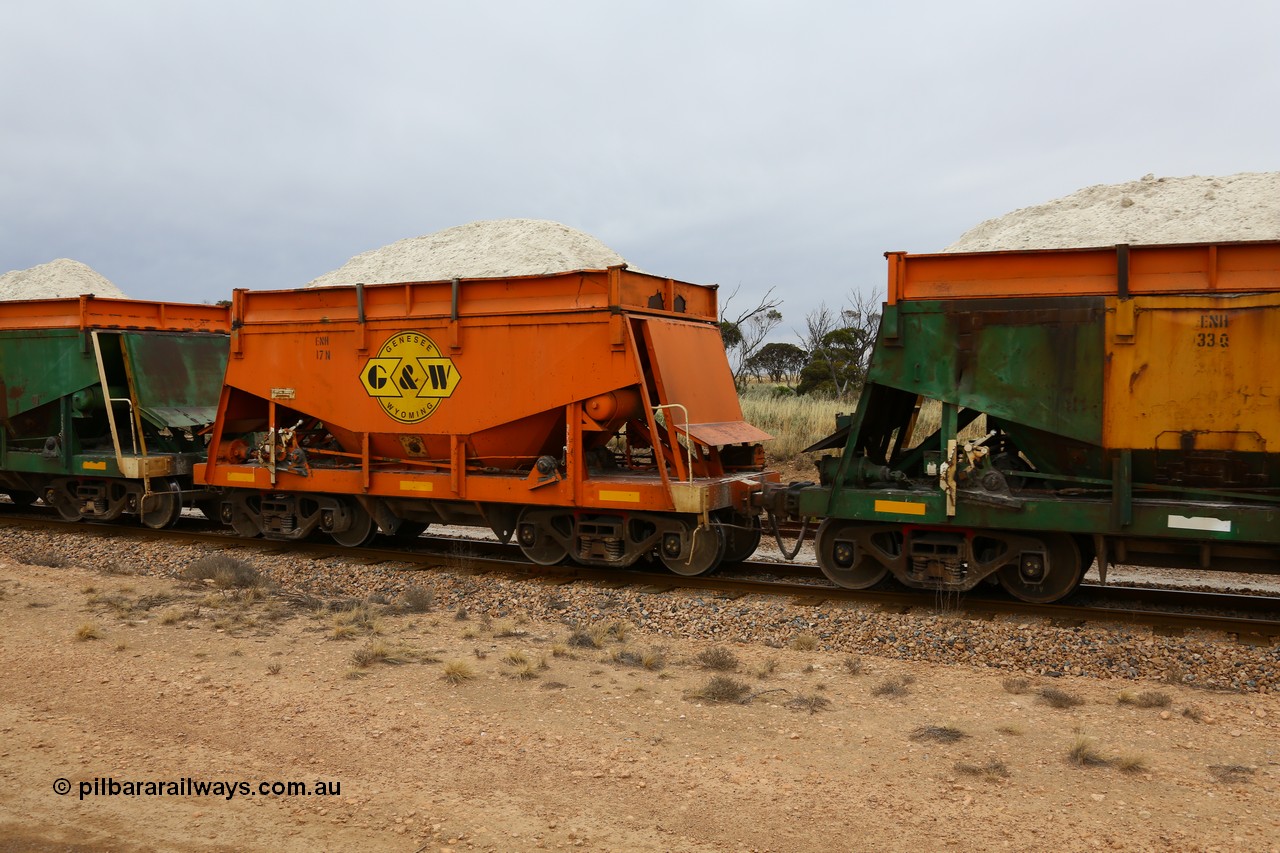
(196, 266, 775, 575)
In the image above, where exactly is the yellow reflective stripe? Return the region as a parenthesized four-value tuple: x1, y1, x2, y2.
(226, 472, 256, 483)
(82, 461, 108, 471)
(399, 481, 434, 492)
(874, 499, 927, 516)
(599, 490, 641, 503)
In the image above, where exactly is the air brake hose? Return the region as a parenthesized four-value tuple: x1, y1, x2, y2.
(766, 510, 809, 561)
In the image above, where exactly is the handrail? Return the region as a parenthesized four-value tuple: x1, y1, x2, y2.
(652, 403, 693, 483)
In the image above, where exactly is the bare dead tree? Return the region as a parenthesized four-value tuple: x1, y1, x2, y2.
(797, 290, 882, 398)
(718, 285, 783, 389)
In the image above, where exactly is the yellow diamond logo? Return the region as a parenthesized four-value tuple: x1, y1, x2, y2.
(358, 331, 460, 423)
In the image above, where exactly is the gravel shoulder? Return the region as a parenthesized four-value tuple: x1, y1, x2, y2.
(1, 527, 1279, 852)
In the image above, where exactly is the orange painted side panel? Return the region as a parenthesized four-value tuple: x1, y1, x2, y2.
(194, 462, 776, 514)
(232, 267, 717, 328)
(888, 241, 1280, 304)
(637, 318, 772, 446)
(1103, 293, 1280, 451)
(0, 296, 229, 333)
(225, 314, 643, 461)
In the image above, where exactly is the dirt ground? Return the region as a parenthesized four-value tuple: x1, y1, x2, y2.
(1, 558, 1278, 853)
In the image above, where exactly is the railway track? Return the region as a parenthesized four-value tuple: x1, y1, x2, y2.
(3, 509, 1278, 644)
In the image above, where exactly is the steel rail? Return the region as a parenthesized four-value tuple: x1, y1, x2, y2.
(1, 512, 1277, 642)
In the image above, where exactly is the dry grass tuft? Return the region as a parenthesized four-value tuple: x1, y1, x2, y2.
(842, 656, 863, 675)
(22, 550, 70, 568)
(871, 675, 914, 698)
(789, 633, 819, 652)
(1039, 686, 1084, 709)
(1067, 736, 1110, 767)
(611, 648, 666, 671)
(995, 723, 1025, 736)
(955, 759, 1010, 781)
(398, 585, 435, 613)
(266, 662, 282, 676)
(441, 660, 476, 685)
(784, 694, 832, 714)
(350, 640, 405, 669)
(183, 554, 265, 589)
(754, 657, 779, 679)
(739, 390, 847, 461)
(1114, 752, 1149, 774)
(1181, 705, 1205, 722)
(510, 662, 540, 681)
(494, 622, 528, 639)
(75, 622, 102, 641)
(910, 725, 967, 743)
(688, 675, 751, 704)
(158, 606, 185, 626)
(1208, 764, 1256, 784)
(695, 646, 740, 672)
(328, 604, 381, 639)
(1001, 676, 1030, 695)
(567, 625, 604, 649)
(501, 650, 529, 667)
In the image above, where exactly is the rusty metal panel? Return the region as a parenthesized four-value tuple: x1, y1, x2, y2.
(1104, 293, 1280, 452)
(121, 333, 227, 428)
(0, 330, 101, 419)
(0, 296, 228, 333)
(638, 318, 772, 446)
(868, 297, 1105, 446)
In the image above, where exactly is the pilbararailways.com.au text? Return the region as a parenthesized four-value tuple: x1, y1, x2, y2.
(58, 777, 342, 801)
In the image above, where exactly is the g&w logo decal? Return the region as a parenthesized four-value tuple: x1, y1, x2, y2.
(358, 331, 460, 423)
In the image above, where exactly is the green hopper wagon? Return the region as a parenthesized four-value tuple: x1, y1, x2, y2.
(765, 240, 1280, 603)
(0, 295, 229, 527)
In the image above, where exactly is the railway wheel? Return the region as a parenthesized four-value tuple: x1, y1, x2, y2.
(46, 488, 83, 522)
(229, 510, 260, 538)
(516, 509, 568, 566)
(140, 488, 182, 529)
(330, 502, 378, 548)
(5, 490, 38, 507)
(815, 519, 888, 589)
(660, 522, 725, 577)
(997, 533, 1084, 603)
(717, 513, 762, 564)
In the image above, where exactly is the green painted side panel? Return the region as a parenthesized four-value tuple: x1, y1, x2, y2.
(2, 452, 122, 477)
(869, 298, 1105, 445)
(122, 333, 227, 428)
(801, 484, 1280, 545)
(0, 331, 99, 418)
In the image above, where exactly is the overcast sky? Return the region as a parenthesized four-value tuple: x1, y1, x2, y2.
(2, 1, 1277, 338)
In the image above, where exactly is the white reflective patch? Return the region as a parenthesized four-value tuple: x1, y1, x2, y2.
(1167, 515, 1231, 533)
